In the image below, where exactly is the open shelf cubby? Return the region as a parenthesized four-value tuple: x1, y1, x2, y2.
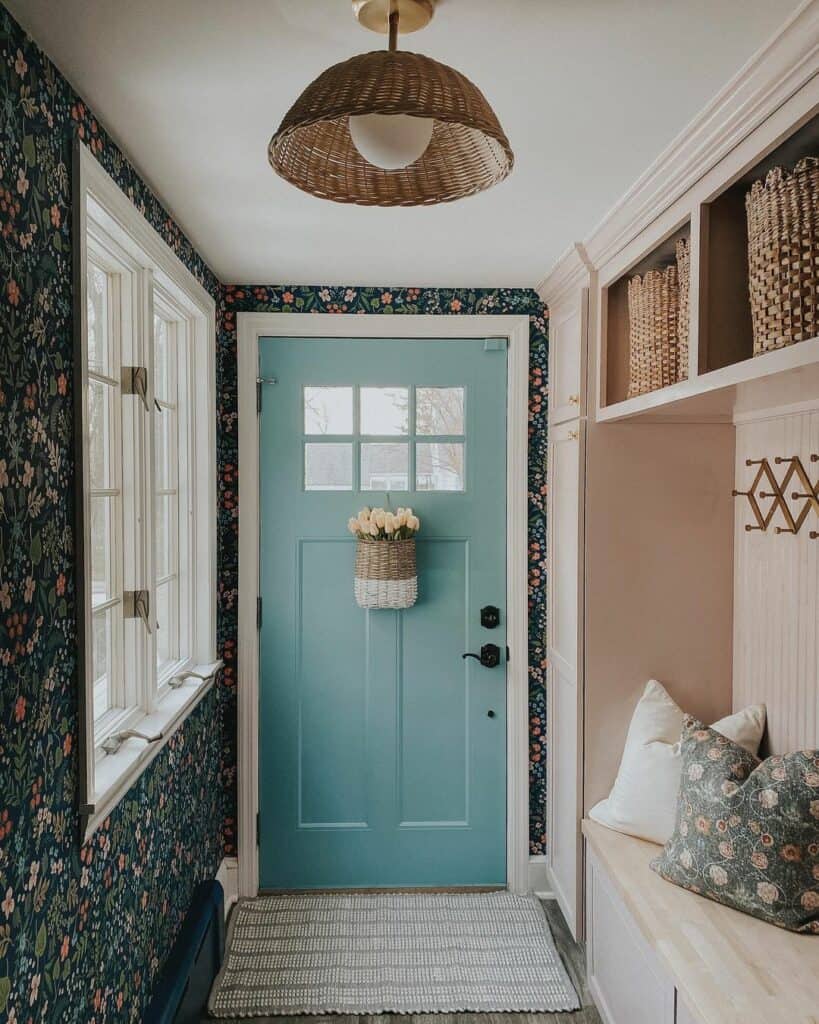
(699, 108, 819, 376)
(604, 222, 691, 408)
(598, 96, 819, 424)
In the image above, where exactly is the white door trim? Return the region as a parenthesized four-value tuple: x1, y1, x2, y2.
(237, 311, 531, 897)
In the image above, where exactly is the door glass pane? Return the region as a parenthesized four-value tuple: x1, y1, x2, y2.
(156, 577, 177, 671)
(304, 387, 353, 435)
(360, 387, 408, 435)
(92, 607, 112, 721)
(90, 496, 116, 605)
(305, 443, 353, 491)
(416, 387, 465, 435)
(361, 443, 409, 491)
(88, 380, 115, 489)
(87, 262, 109, 376)
(416, 442, 465, 491)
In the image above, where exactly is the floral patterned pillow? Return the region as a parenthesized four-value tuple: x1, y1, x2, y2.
(651, 716, 819, 933)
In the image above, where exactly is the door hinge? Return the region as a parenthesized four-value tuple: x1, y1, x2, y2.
(256, 812, 260, 846)
(257, 596, 262, 630)
(506, 645, 510, 662)
(256, 376, 277, 415)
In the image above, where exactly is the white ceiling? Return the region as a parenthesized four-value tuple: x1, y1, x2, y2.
(9, 0, 800, 287)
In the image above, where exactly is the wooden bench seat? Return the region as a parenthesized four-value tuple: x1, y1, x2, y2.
(582, 819, 819, 1024)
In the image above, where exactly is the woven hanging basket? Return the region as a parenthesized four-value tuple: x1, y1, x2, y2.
(676, 237, 691, 380)
(746, 157, 819, 355)
(627, 264, 681, 397)
(354, 538, 418, 609)
(269, 50, 513, 207)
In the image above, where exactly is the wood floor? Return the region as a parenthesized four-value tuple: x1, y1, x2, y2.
(211, 900, 602, 1024)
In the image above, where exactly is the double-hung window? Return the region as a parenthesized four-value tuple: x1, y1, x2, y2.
(76, 145, 218, 836)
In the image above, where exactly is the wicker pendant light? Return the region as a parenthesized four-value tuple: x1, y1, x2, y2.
(268, 0, 513, 207)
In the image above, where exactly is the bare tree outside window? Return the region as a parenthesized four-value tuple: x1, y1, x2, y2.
(416, 387, 464, 436)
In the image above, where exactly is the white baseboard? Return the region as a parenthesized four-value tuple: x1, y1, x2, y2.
(587, 973, 615, 1024)
(216, 856, 239, 917)
(528, 855, 554, 899)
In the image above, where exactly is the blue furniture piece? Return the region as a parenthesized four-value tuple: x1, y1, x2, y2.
(145, 880, 225, 1023)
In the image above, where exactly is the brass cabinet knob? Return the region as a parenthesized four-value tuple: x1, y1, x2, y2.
(568, 394, 580, 405)
(568, 429, 579, 441)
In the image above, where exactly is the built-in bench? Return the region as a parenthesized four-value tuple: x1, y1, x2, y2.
(583, 819, 819, 1024)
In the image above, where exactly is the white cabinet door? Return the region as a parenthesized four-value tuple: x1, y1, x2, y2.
(586, 852, 676, 1024)
(548, 421, 581, 670)
(547, 418, 584, 937)
(549, 656, 580, 935)
(548, 295, 586, 425)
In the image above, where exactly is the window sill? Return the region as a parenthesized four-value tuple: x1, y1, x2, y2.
(81, 659, 222, 840)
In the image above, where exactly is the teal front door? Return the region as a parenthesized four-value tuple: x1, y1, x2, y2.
(258, 337, 507, 889)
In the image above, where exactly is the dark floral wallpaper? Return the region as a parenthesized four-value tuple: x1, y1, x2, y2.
(219, 285, 550, 855)
(1, 1, 549, 1019)
(0, 7, 229, 1021)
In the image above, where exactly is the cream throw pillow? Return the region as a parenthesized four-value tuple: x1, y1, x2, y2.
(588, 679, 766, 845)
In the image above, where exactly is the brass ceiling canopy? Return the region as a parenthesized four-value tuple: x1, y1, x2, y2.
(268, 0, 513, 207)
(353, 0, 434, 34)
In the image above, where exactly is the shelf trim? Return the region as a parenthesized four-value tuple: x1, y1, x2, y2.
(598, 336, 819, 422)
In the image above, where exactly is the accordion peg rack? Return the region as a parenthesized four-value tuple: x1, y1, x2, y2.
(732, 455, 819, 537)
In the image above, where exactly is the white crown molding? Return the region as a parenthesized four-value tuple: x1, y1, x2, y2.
(538, 0, 819, 286)
(536, 242, 592, 308)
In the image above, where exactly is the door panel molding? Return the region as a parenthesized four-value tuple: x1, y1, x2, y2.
(237, 313, 530, 897)
(397, 536, 470, 830)
(296, 538, 370, 830)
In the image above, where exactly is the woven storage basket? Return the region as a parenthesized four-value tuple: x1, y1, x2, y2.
(354, 538, 418, 609)
(746, 157, 819, 354)
(627, 263, 681, 397)
(676, 238, 690, 380)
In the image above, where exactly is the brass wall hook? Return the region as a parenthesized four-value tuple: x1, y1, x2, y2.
(732, 457, 783, 533)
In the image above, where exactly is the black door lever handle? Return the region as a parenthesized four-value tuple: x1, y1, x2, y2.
(462, 644, 501, 668)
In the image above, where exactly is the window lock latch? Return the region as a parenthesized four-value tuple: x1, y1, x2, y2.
(124, 589, 152, 634)
(123, 366, 150, 412)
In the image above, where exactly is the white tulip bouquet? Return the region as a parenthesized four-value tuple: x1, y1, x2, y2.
(347, 506, 421, 541)
(349, 507, 420, 609)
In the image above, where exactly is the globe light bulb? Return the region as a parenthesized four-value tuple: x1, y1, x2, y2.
(348, 113, 434, 170)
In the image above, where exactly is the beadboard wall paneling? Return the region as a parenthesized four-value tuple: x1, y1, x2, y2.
(733, 405, 819, 752)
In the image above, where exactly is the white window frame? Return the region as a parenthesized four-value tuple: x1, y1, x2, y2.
(75, 143, 219, 838)
(152, 287, 197, 701)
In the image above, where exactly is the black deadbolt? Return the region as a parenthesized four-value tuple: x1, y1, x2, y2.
(462, 643, 501, 668)
(480, 605, 500, 629)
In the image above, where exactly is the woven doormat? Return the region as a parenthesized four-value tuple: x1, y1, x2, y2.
(208, 891, 579, 1017)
